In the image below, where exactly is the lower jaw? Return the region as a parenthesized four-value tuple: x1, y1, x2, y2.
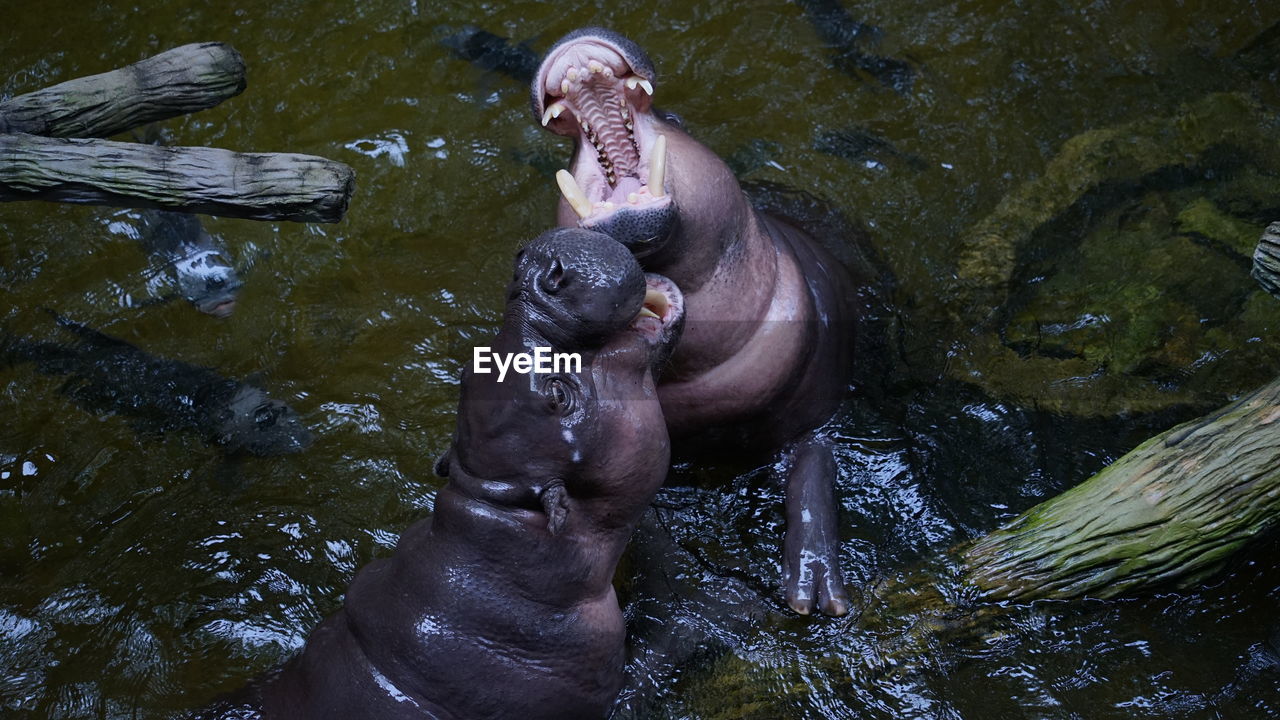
(581, 197, 678, 256)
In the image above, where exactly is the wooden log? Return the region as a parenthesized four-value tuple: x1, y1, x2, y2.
(961, 377, 1280, 600)
(0, 43, 245, 138)
(0, 133, 355, 223)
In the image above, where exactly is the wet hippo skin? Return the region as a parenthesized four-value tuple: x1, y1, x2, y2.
(535, 28, 858, 616)
(203, 228, 684, 719)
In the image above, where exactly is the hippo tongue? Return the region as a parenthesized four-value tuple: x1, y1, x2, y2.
(606, 176, 644, 204)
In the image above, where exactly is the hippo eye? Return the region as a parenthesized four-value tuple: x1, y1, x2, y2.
(545, 378, 574, 414)
(658, 109, 685, 128)
(254, 405, 278, 428)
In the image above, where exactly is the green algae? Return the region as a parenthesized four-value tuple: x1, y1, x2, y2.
(950, 93, 1280, 416)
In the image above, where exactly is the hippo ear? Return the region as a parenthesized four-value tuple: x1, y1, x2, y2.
(540, 480, 569, 535)
(433, 448, 452, 478)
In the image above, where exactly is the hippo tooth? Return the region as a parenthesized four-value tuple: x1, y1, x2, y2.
(588, 60, 603, 74)
(628, 192, 639, 204)
(568, 67, 579, 81)
(638, 79, 654, 95)
(637, 306, 660, 320)
(541, 102, 565, 127)
(650, 135, 667, 198)
(625, 76, 639, 90)
(555, 170, 593, 219)
(644, 287, 669, 316)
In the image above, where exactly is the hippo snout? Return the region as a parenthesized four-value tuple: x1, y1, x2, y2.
(509, 228, 647, 345)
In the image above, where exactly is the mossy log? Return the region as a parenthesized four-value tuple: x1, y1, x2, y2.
(962, 378, 1280, 600)
(0, 133, 354, 223)
(0, 43, 245, 138)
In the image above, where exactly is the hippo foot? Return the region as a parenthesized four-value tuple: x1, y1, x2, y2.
(780, 435, 850, 617)
(783, 515, 850, 616)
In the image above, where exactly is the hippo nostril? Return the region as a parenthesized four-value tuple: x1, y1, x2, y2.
(209, 276, 226, 289)
(543, 258, 567, 293)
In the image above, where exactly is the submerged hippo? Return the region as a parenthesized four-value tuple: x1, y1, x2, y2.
(2, 311, 309, 457)
(211, 228, 683, 719)
(138, 208, 242, 318)
(533, 28, 857, 616)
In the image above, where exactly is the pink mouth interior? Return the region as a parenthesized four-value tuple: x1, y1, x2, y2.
(536, 37, 667, 224)
(204, 299, 236, 318)
(631, 274, 682, 340)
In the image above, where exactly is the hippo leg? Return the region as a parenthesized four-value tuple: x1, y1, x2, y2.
(781, 434, 850, 616)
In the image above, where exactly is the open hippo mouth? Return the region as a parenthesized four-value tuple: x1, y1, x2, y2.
(199, 298, 237, 318)
(631, 273, 682, 343)
(533, 30, 675, 254)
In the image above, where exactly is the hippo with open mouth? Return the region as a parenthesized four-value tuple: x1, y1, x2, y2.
(210, 228, 683, 719)
(534, 29, 858, 616)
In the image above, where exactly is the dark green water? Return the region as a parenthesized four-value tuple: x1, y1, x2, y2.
(3, 1, 1280, 717)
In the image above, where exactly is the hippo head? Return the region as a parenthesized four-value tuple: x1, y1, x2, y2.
(505, 227, 647, 350)
(174, 247, 242, 319)
(216, 385, 313, 457)
(143, 210, 243, 318)
(533, 28, 745, 276)
(441, 227, 683, 535)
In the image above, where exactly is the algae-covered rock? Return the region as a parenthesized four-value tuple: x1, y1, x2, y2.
(950, 93, 1280, 416)
(1178, 197, 1266, 258)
